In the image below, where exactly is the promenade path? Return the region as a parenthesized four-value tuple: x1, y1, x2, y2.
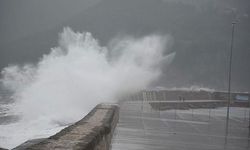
(111, 101, 250, 150)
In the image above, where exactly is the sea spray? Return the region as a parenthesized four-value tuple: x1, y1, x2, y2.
(0, 27, 175, 148)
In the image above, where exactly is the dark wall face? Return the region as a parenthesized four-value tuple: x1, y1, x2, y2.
(0, 0, 249, 91)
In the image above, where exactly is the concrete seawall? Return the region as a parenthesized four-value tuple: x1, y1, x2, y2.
(149, 100, 227, 110)
(127, 90, 249, 111)
(129, 90, 250, 106)
(14, 103, 119, 150)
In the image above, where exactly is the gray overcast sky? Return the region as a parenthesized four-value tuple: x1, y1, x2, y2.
(0, 0, 102, 44)
(0, 0, 249, 91)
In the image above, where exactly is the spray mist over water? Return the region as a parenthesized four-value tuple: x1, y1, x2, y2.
(0, 27, 175, 148)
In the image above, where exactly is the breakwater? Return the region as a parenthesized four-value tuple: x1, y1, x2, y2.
(129, 90, 249, 106)
(127, 90, 249, 110)
(13, 104, 119, 150)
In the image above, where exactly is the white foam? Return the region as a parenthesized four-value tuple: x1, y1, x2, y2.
(150, 86, 215, 92)
(0, 27, 175, 148)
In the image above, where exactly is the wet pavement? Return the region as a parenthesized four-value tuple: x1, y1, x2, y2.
(111, 101, 250, 150)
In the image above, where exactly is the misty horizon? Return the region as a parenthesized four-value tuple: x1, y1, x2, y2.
(1, 0, 250, 91)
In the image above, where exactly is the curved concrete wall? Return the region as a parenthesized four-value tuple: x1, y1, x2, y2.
(14, 103, 119, 150)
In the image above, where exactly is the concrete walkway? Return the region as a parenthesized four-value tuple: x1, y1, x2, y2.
(111, 101, 250, 150)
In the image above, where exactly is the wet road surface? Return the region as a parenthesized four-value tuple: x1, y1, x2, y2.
(111, 101, 250, 150)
